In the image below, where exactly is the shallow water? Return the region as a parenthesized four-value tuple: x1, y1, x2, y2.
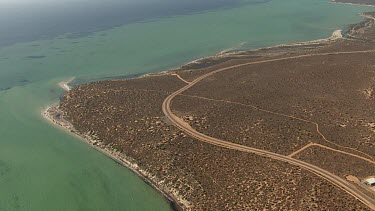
(0, 0, 372, 210)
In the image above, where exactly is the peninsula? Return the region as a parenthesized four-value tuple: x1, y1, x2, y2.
(44, 5, 375, 211)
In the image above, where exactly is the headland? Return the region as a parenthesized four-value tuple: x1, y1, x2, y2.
(44, 5, 375, 211)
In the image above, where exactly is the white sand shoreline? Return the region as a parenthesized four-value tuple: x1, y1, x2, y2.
(331, 0, 375, 8)
(182, 29, 345, 68)
(362, 13, 375, 21)
(58, 77, 75, 91)
(41, 105, 188, 210)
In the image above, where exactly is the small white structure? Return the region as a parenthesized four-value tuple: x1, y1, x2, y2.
(364, 177, 375, 186)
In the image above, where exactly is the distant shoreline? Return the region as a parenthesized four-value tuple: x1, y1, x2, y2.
(42, 7, 375, 210)
(175, 29, 344, 72)
(331, 0, 375, 8)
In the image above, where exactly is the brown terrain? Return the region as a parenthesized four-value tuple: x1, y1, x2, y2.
(50, 9, 375, 211)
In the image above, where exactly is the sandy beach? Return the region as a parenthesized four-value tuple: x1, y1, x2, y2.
(42, 105, 186, 211)
(58, 77, 75, 91)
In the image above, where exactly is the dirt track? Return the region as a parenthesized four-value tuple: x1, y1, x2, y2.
(163, 49, 375, 210)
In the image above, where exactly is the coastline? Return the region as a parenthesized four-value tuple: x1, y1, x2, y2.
(58, 77, 75, 91)
(42, 104, 188, 210)
(177, 28, 346, 71)
(42, 106, 186, 211)
(331, 0, 375, 8)
(42, 10, 375, 211)
(114, 28, 342, 81)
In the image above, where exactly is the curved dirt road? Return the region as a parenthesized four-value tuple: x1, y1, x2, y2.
(162, 50, 375, 210)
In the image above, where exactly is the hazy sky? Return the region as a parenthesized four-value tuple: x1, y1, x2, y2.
(0, 0, 147, 7)
(0, 0, 96, 3)
(0, 0, 160, 4)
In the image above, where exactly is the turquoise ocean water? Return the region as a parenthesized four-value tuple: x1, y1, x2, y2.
(0, 0, 372, 210)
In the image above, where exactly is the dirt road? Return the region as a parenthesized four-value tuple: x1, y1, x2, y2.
(162, 50, 375, 210)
